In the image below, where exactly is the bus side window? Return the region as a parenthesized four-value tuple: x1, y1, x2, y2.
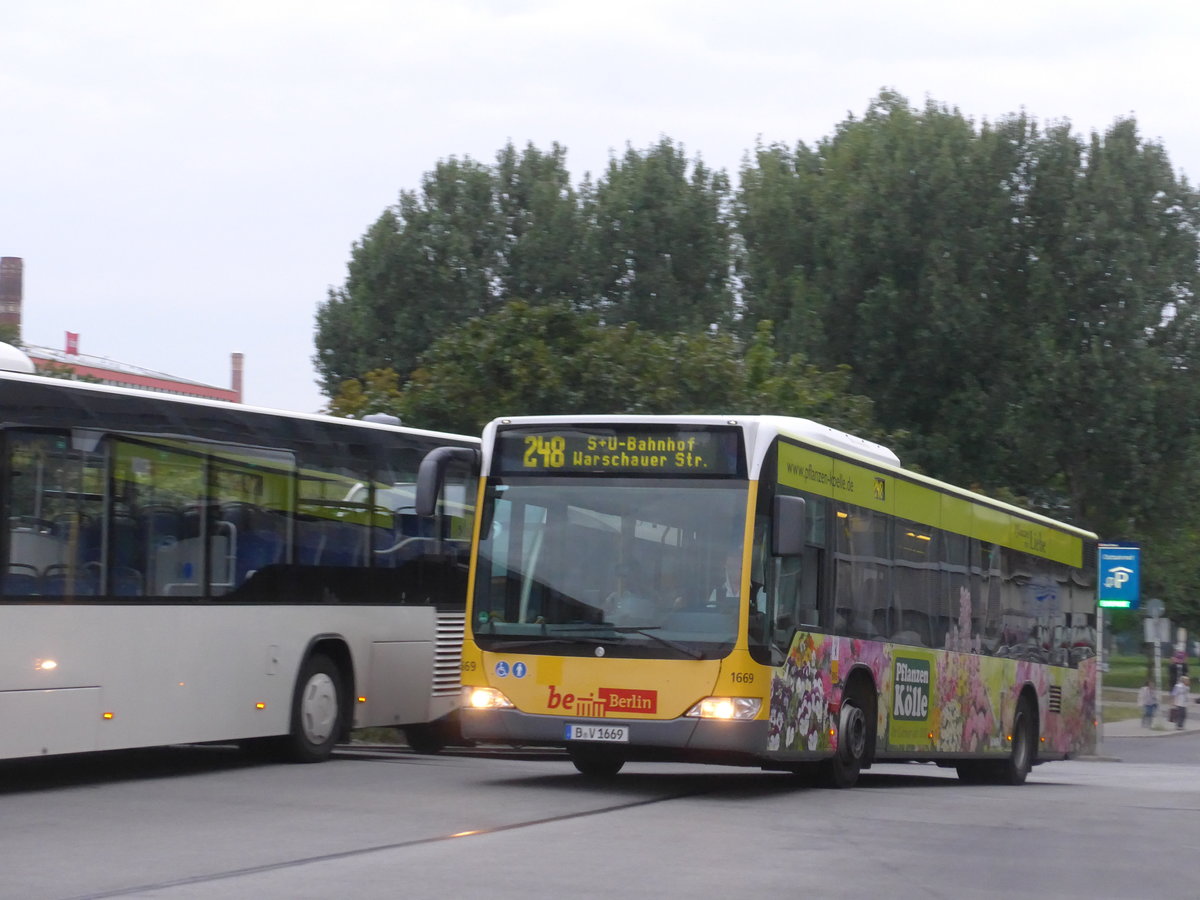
(767, 495, 825, 652)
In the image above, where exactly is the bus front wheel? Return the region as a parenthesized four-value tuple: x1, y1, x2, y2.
(568, 745, 624, 777)
(404, 723, 447, 755)
(282, 653, 344, 763)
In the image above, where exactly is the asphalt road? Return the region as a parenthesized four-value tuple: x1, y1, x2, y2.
(1, 737, 1196, 900)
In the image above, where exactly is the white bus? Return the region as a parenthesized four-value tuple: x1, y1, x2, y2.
(0, 366, 477, 762)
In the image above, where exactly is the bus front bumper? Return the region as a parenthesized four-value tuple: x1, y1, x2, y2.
(461, 707, 769, 758)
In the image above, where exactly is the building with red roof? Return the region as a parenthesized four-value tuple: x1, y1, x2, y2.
(1, 256, 242, 403)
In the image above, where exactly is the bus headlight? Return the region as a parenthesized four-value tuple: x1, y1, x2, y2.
(684, 697, 762, 720)
(464, 686, 514, 709)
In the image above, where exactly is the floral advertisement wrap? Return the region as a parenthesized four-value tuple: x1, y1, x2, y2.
(768, 588, 1097, 759)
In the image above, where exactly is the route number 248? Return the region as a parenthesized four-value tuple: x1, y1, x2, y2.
(524, 436, 565, 469)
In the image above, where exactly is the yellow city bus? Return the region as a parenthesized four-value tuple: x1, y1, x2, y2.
(418, 415, 1098, 785)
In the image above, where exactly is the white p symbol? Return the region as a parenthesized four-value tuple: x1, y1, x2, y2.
(1106, 566, 1132, 589)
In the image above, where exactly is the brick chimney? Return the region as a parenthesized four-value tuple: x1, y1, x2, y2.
(0, 257, 23, 334)
(231, 351, 244, 403)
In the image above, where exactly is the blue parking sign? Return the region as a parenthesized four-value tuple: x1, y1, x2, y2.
(1097, 543, 1140, 609)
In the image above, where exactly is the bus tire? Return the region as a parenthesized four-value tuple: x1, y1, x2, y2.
(954, 762, 990, 783)
(567, 745, 624, 777)
(824, 696, 869, 788)
(956, 695, 1035, 785)
(999, 696, 1035, 785)
(404, 723, 446, 755)
(282, 652, 343, 763)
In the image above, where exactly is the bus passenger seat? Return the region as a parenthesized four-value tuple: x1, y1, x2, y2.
(111, 566, 144, 596)
(2, 563, 40, 595)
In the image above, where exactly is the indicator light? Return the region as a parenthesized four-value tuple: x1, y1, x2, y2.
(36, 659, 58, 671)
(255, 702, 266, 710)
(102, 712, 114, 720)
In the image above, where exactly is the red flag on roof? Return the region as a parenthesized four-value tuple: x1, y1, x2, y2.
(65, 332, 79, 355)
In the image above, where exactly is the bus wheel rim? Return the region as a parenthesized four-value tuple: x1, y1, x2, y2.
(841, 703, 866, 761)
(300, 673, 338, 744)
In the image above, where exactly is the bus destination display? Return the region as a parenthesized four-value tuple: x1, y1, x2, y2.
(496, 427, 743, 476)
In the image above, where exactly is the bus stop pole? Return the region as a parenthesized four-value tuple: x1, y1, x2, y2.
(1096, 608, 1104, 753)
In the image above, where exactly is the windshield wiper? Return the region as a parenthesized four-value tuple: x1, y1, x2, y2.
(477, 625, 705, 659)
(478, 635, 609, 651)
(607, 626, 705, 659)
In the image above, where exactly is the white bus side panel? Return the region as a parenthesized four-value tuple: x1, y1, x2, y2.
(365, 640, 435, 726)
(0, 687, 101, 757)
(0, 604, 443, 760)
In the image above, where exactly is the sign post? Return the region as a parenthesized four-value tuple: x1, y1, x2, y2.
(1146, 598, 1166, 707)
(1097, 543, 1141, 609)
(1096, 543, 1142, 749)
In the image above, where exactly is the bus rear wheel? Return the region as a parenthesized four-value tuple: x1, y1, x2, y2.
(823, 697, 868, 788)
(955, 696, 1035, 785)
(282, 653, 343, 763)
(998, 696, 1035, 785)
(568, 745, 625, 777)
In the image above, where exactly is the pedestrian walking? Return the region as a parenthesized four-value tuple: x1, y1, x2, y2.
(1138, 679, 1158, 728)
(1170, 674, 1190, 729)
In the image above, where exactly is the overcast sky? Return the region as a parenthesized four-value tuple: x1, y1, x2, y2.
(3, 0, 1197, 415)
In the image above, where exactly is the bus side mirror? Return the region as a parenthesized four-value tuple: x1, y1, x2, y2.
(772, 495, 806, 557)
(416, 447, 479, 517)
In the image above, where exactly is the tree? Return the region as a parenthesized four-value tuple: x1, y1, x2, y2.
(737, 91, 1200, 621)
(1014, 120, 1200, 535)
(582, 138, 734, 332)
(739, 94, 1037, 485)
(325, 367, 405, 419)
(315, 143, 587, 395)
(736, 93, 1200, 527)
(741, 321, 883, 441)
(494, 142, 589, 304)
(391, 301, 883, 439)
(314, 154, 502, 394)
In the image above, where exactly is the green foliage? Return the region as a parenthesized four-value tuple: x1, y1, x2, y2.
(494, 143, 589, 304)
(1104, 655, 1154, 690)
(33, 360, 103, 383)
(325, 368, 405, 419)
(583, 138, 733, 332)
(314, 150, 507, 393)
(390, 302, 881, 437)
(314, 138, 727, 394)
(0, 324, 19, 346)
(737, 94, 1200, 515)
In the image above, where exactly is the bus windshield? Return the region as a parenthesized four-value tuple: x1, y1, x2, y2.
(471, 477, 749, 657)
